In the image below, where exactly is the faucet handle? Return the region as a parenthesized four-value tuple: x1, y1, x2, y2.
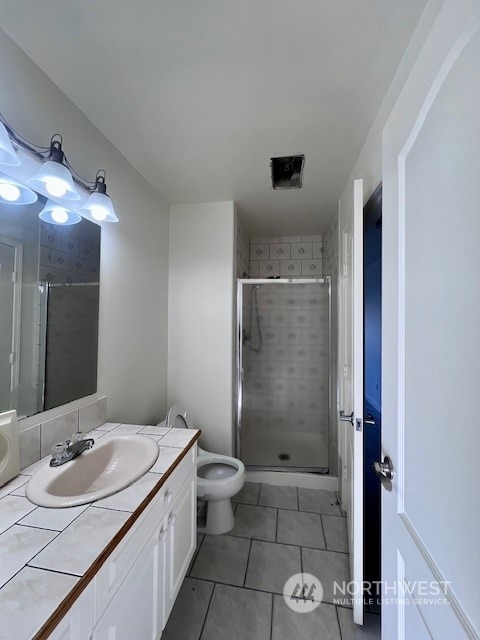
(72, 432, 84, 443)
(51, 442, 67, 463)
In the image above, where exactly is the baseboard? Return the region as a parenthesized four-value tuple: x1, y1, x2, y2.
(246, 470, 339, 491)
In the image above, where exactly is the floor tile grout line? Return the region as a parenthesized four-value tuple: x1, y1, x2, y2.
(184, 574, 353, 608)
(319, 513, 328, 550)
(269, 592, 274, 640)
(296, 486, 299, 510)
(274, 507, 278, 543)
(283, 504, 345, 518)
(243, 538, 253, 588)
(225, 533, 349, 555)
(335, 605, 344, 640)
(198, 581, 217, 640)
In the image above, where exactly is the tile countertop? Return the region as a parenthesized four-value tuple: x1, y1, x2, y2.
(0, 423, 200, 640)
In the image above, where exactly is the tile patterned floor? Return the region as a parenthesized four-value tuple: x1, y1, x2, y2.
(162, 483, 381, 640)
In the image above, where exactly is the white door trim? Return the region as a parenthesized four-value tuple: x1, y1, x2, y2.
(0, 235, 23, 407)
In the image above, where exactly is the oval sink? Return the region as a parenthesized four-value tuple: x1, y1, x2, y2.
(26, 435, 159, 508)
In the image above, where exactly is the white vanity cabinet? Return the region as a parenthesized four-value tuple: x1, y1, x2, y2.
(49, 445, 197, 640)
(163, 468, 196, 621)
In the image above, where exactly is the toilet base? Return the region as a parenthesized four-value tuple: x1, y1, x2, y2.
(197, 498, 235, 535)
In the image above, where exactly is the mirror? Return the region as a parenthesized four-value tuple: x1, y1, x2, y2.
(0, 190, 100, 419)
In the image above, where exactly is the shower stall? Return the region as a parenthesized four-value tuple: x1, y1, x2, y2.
(236, 278, 331, 473)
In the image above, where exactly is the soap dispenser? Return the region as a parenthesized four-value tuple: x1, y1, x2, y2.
(0, 410, 20, 488)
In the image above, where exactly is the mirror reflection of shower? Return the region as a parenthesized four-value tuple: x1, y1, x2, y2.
(244, 284, 262, 352)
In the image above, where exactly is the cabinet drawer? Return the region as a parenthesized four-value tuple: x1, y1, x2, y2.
(94, 444, 197, 622)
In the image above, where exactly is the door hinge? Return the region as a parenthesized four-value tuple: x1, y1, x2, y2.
(343, 263, 348, 277)
(343, 365, 348, 379)
(9, 352, 15, 365)
(11, 271, 16, 283)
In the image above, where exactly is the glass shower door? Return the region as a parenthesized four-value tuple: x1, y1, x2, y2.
(238, 279, 330, 471)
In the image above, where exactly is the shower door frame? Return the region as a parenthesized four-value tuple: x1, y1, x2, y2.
(236, 277, 332, 473)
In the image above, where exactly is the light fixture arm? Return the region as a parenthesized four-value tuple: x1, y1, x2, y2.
(0, 111, 118, 222)
(0, 112, 110, 194)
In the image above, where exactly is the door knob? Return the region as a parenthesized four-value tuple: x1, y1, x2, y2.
(339, 410, 354, 425)
(373, 456, 394, 492)
(373, 456, 394, 480)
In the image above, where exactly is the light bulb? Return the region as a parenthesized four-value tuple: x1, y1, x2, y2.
(0, 182, 21, 202)
(50, 207, 69, 224)
(45, 177, 68, 197)
(90, 205, 107, 221)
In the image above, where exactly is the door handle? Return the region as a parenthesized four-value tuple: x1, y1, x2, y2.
(373, 456, 394, 480)
(339, 410, 354, 425)
(373, 456, 394, 493)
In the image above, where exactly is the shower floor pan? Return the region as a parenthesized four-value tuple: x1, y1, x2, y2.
(241, 427, 329, 471)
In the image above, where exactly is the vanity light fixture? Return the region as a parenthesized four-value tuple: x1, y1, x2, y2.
(0, 122, 21, 166)
(0, 113, 119, 224)
(39, 199, 82, 226)
(79, 170, 119, 223)
(28, 135, 81, 201)
(0, 174, 38, 205)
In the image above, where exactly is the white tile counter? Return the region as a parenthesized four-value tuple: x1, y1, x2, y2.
(0, 423, 200, 640)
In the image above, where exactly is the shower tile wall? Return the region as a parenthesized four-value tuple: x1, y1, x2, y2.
(322, 215, 339, 475)
(39, 221, 101, 285)
(242, 282, 330, 469)
(249, 236, 323, 278)
(236, 213, 250, 278)
(39, 220, 101, 411)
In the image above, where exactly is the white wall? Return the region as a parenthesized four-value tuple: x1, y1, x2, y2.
(337, 1, 443, 212)
(0, 29, 170, 427)
(168, 202, 235, 456)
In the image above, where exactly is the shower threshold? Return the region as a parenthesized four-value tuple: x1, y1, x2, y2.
(246, 465, 329, 475)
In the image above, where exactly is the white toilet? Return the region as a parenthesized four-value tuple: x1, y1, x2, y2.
(158, 405, 245, 535)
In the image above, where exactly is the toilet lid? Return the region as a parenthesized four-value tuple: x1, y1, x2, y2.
(165, 404, 194, 429)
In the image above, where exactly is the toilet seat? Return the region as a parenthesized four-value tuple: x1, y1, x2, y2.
(165, 404, 193, 429)
(197, 452, 244, 485)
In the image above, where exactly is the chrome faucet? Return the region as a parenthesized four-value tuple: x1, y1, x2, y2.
(50, 434, 95, 467)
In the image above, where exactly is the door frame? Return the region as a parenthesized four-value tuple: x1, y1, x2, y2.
(0, 235, 23, 408)
(235, 277, 331, 472)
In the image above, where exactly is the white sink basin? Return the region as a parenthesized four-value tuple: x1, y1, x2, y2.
(26, 435, 159, 508)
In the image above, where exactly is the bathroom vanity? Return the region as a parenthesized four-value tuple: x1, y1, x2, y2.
(0, 425, 199, 640)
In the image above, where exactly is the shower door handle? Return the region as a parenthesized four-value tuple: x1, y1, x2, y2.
(339, 410, 354, 425)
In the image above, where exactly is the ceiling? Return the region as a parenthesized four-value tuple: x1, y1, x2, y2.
(0, 1, 426, 235)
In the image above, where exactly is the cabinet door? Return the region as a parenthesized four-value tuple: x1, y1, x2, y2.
(49, 584, 94, 640)
(93, 532, 158, 640)
(164, 469, 196, 623)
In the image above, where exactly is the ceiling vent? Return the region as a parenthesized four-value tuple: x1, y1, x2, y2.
(270, 155, 305, 190)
